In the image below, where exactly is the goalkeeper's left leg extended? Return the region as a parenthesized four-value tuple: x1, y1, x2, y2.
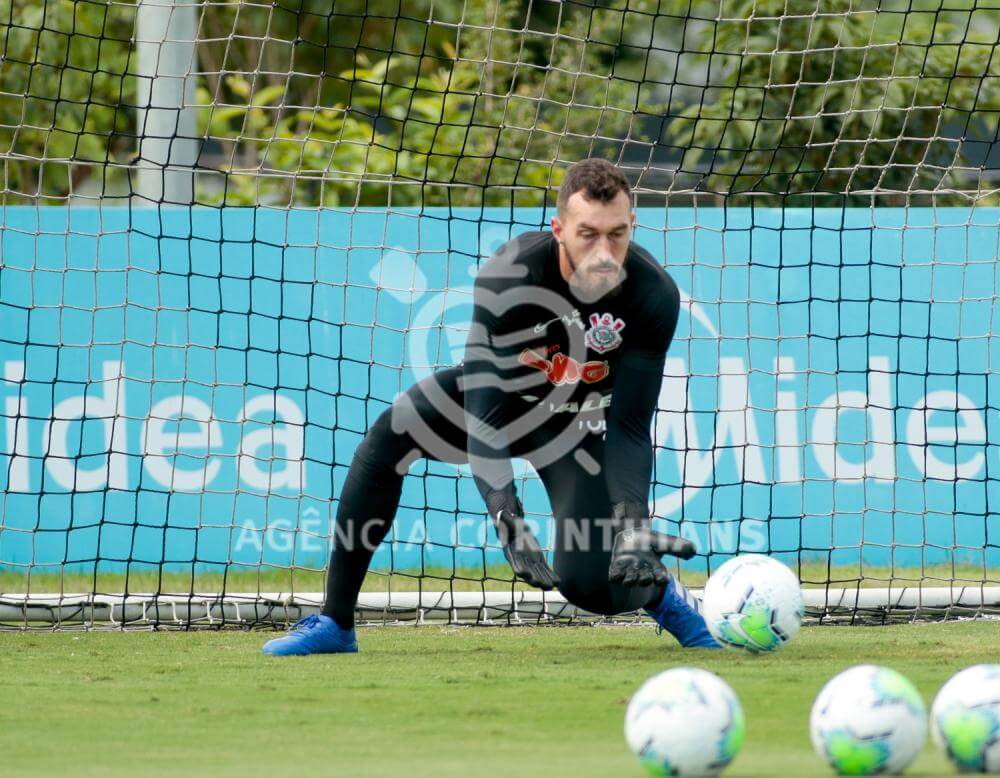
(263, 368, 469, 657)
(261, 403, 403, 656)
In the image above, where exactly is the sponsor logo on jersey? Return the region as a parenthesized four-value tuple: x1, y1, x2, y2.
(547, 394, 612, 413)
(584, 312, 625, 353)
(518, 346, 609, 385)
(533, 310, 584, 333)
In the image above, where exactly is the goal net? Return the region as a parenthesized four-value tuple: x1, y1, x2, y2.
(1, 0, 998, 628)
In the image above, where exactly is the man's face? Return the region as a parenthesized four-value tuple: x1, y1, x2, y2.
(551, 190, 634, 303)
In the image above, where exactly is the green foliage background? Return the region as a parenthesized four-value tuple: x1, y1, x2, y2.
(0, 0, 996, 206)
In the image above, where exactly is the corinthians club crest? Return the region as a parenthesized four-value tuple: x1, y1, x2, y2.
(584, 312, 625, 354)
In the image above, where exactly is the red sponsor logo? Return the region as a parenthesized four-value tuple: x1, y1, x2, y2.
(518, 346, 609, 385)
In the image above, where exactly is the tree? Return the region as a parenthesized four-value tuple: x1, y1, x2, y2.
(0, 0, 136, 203)
(662, 0, 1000, 204)
(194, 0, 664, 206)
(2, 0, 995, 206)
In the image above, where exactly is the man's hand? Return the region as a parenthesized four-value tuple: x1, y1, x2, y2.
(488, 492, 560, 590)
(608, 501, 696, 587)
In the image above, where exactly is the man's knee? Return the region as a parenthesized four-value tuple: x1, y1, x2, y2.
(556, 559, 659, 616)
(555, 564, 618, 615)
(351, 407, 414, 483)
(358, 372, 468, 468)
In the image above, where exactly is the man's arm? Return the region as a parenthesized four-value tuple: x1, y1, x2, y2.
(604, 272, 680, 506)
(462, 276, 518, 508)
(605, 274, 696, 585)
(603, 347, 668, 506)
(462, 274, 559, 590)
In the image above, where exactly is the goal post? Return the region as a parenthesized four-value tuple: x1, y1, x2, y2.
(0, 0, 998, 628)
(133, 0, 199, 206)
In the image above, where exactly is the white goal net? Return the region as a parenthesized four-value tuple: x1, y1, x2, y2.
(0, 0, 998, 627)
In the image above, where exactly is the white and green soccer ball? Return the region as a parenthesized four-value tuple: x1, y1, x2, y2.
(931, 664, 1000, 773)
(810, 665, 927, 775)
(625, 667, 745, 777)
(701, 554, 805, 653)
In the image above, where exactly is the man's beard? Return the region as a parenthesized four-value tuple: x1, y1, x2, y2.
(564, 243, 625, 304)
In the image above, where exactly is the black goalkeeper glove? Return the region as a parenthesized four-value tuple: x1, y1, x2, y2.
(608, 501, 696, 587)
(487, 491, 560, 591)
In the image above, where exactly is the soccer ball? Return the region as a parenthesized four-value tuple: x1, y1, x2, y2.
(701, 554, 805, 652)
(810, 665, 927, 775)
(625, 667, 744, 777)
(931, 664, 1000, 773)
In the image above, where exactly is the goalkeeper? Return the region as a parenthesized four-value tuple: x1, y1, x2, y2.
(263, 158, 719, 655)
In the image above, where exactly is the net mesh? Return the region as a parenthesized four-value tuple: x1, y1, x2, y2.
(0, 0, 998, 628)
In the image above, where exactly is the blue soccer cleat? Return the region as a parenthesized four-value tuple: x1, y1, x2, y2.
(646, 576, 721, 649)
(261, 613, 358, 656)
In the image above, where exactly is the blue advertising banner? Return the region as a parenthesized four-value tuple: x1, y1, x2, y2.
(1, 207, 998, 572)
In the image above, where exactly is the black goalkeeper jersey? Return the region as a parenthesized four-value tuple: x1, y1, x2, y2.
(462, 229, 680, 513)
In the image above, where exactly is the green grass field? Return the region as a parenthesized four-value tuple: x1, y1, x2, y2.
(1, 621, 997, 777)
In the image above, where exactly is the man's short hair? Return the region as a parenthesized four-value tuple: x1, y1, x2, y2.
(557, 158, 631, 214)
